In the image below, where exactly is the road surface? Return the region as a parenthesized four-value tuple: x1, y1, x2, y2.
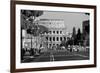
(22, 49, 89, 63)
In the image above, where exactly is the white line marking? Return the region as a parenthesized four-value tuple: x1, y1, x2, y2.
(40, 53, 88, 59)
(41, 54, 74, 58)
(74, 54, 88, 58)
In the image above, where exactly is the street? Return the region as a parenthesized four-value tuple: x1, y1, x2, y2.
(22, 49, 89, 63)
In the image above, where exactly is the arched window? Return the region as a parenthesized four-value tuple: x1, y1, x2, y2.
(57, 37, 59, 41)
(53, 37, 55, 41)
(49, 31, 51, 34)
(60, 31, 62, 34)
(49, 44, 51, 47)
(56, 44, 59, 46)
(64, 37, 66, 41)
(53, 31, 55, 34)
(57, 31, 59, 34)
(60, 37, 62, 41)
(46, 37, 48, 40)
(49, 37, 52, 41)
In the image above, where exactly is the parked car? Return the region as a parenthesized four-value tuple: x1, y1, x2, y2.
(67, 45, 71, 50)
(39, 46, 45, 53)
(61, 46, 66, 50)
(72, 45, 79, 52)
(85, 46, 89, 51)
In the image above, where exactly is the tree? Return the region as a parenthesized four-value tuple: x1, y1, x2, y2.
(76, 28, 82, 45)
(72, 27, 76, 38)
(21, 10, 43, 20)
(21, 10, 43, 29)
(27, 25, 49, 36)
(72, 27, 76, 45)
(60, 39, 66, 47)
(21, 10, 44, 51)
(77, 28, 81, 40)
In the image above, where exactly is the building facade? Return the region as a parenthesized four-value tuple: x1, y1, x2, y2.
(37, 19, 67, 49)
(82, 20, 90, 46)
(22, 18, 69, 50)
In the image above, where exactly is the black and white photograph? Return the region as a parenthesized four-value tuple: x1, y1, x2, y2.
(21, 10, 90, 63)
(11, 1, 96, 72)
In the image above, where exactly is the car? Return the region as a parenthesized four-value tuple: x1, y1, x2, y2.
(39, 46, 46, 53)
(72, 46, 79, 52)
(85, 46, 89, 51)
(67, 45, 71, 50)
(61, 46, 66, 50)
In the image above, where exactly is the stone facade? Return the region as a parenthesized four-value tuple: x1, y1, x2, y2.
(22, 19, 69, 50)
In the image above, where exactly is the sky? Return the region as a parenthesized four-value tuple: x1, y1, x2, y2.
(38, 11, 90, 33)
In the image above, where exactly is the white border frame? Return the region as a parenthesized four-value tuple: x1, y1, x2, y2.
(16, 4, 94, 69)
